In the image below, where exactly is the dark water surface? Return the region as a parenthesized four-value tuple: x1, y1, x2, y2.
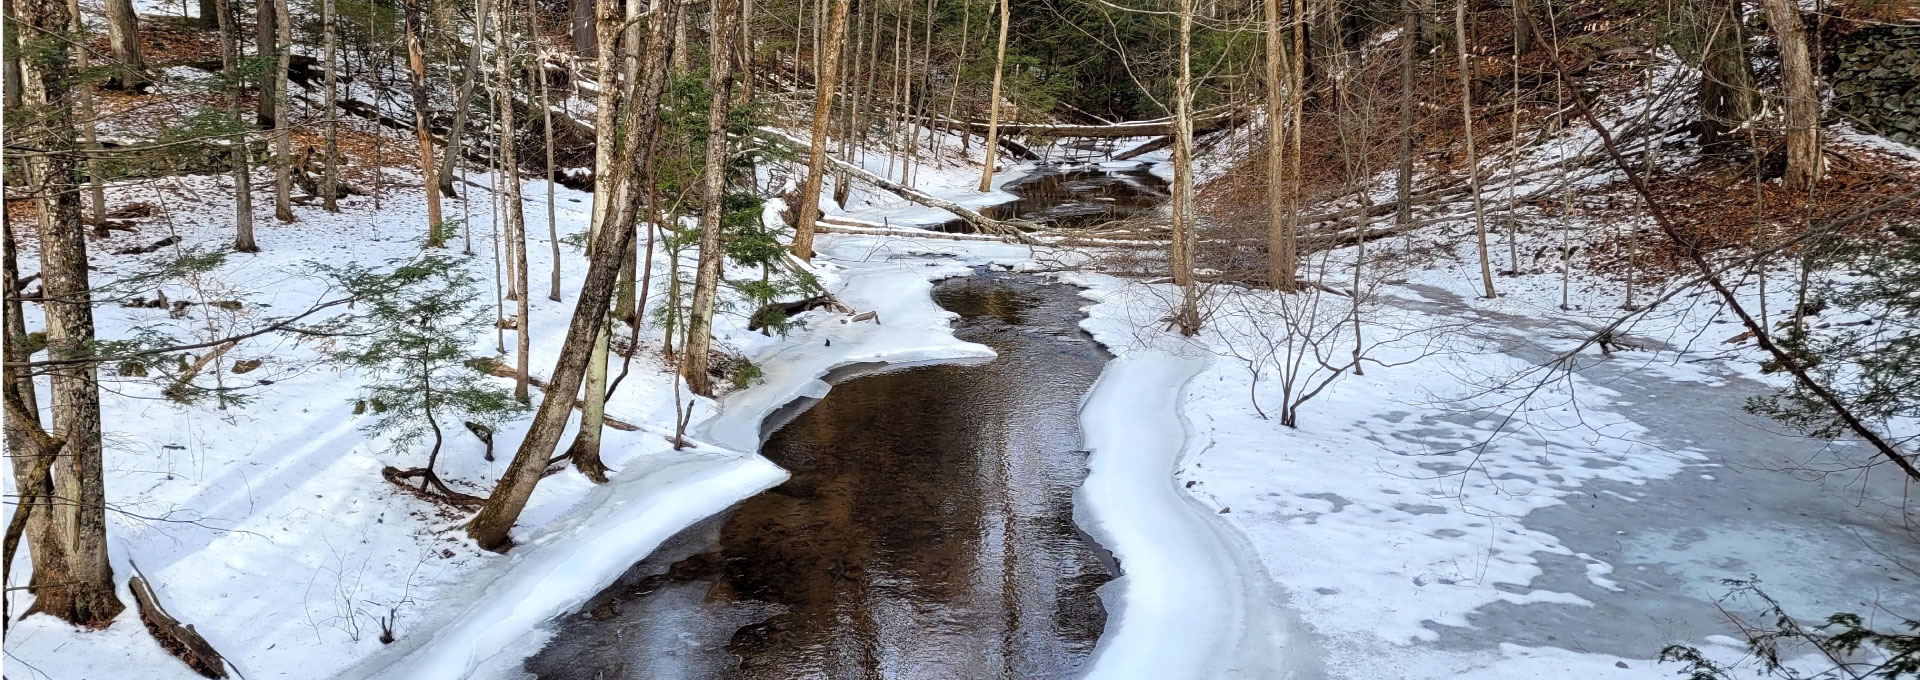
(523, 272, 1116, 680)
(936, 160, 1169, 233)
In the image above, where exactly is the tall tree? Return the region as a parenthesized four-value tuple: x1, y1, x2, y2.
(497, 1, 531, 402)
(534, 20, 562, 302)
(1457, 0, 1495, 298)
(11, 0, 125, 623)
(322, 0, 342, 212)
(1696, 0, 1757, 153)
(437, 0, 493, 198)
(1170, 0, 1200, 335)
(684, 0, 738, 397)
(256, 0, 277, 126)
(68, 0, 109, 229)
(1762, 0, 1821, 191)
(1265, 0, 1297, 291)
(272, 0, 295, 222)
(405, 0, 447, 245)
(469, 0, 683, 550)
(215, 0, 256, 251)
(789, 0, 853, 261)
(976, 0, 1009, 192)
(102, 0, 144, 88)
(1396, 0, 1417, 229)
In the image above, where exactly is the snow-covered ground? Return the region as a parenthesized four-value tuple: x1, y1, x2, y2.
(11, 45, 1919, 680)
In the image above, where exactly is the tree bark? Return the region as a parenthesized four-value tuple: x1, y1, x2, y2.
(535, 37, 561, 302)
(1265, 0, 1296, 291)
(14, 0, 124, 623)
(1396, 0, 1416, 229)
(498, 3, 531, 403)
(437, 0, 492, 199)
(215, 0, 256, 252)
(1171, 0, 1200, 335)
(103, 0, 145, 89)
(471, 0, 682, 549)
(405, 0, 446, 245)
(272, 0, 294, 222)
(976, 0, 1010, 192)
(1762, 0, 1821, 191)
(684, 0, 737, 397)
(322, 0, 341, 212)
(790, 0, 853, 261)
(255, 0, 276, 126)
(1457, 0, 1496, 298)
(1696, 0, 1756, 152)
(3, 217, 74, 627)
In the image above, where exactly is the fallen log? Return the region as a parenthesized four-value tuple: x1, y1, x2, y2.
(130, 572, 229, 679)
(760, 128, 1042, 242)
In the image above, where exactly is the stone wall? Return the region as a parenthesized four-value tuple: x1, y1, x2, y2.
(1832, 23, 1920, 145)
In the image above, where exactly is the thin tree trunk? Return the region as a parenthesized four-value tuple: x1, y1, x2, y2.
(273, 0, 294, 222)
(684, 0, 737, 396)
(976, 0, 1009, 192)
(1763, 0, 1822, 191)
(437, 0, 494, 198)
(790, 0, 853, 261)
(322, 0, 341, 212)
(470, 0, 683, 549)
(405, 0, 447, 245)
(14, 0, 124, 623)
(943, 0, 972, 160)
(103, 0, 145, 88)
(256, 0, 276, 126)
(1265, 0, 1296, 291)
(1171, 0, 1199, 335)
(1457, 0, 1496, 298)
(2, 207, 73, 629)
(1696, 0, 1756, 153)
(536, 33, 561, 302)
(216, 0, 256, 252)
(499, 3, 531, 402)
(68, 0, 108, 229)
(1396, 0, 1416, 230)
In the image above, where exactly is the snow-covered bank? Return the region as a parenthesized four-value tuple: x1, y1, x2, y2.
(1074, 351, 1301, 680)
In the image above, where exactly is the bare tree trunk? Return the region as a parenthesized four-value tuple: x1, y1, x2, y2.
(469, 0, 682, 549)
(571, 0, 594, 53)
(103, 0, 145, 89)
(1763, 0, 1822, 191)
(256, 0, 276, 126)
(14, 0, 124, 623)
(3, 211, 73, 628)
(405, 0, 447, 245)
(322, 0, 341, 212)
(976, 0, 1009, 192)
(68, 0, 108, 229)
(1265, 0, 1296, 291)
(1696, 0, 1756, 153)
(684, 0, 737, 397)
(216, 0, 256, 252)
(498, 3, 531, 403)
(1171, 0, 1200, 335)
(437, 0, 494, 198)
(273, 0, 294, 222)
(943, 0, 972, 160)
(1396, 0, 1416, 231)
(790, 0, 853, 261)
(536, 36, 561, 302)
(1457, 0, 1496, 298)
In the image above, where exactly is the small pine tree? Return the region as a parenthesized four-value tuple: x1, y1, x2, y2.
(325, 255, 527, 506)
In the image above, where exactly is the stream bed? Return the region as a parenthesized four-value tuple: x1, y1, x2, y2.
(523, 272, 1114, 679)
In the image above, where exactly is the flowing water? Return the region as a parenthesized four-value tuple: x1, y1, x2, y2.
(523, 161, 1162, 680)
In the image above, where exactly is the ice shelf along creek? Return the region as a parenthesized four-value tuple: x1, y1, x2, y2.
(521, 156, 1166, 679)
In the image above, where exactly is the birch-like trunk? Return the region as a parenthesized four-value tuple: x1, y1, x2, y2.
(976, 0, 1010, 192)
(684, 0, 737, 397)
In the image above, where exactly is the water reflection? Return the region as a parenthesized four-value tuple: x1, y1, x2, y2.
(525, 272, 1114, 680)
